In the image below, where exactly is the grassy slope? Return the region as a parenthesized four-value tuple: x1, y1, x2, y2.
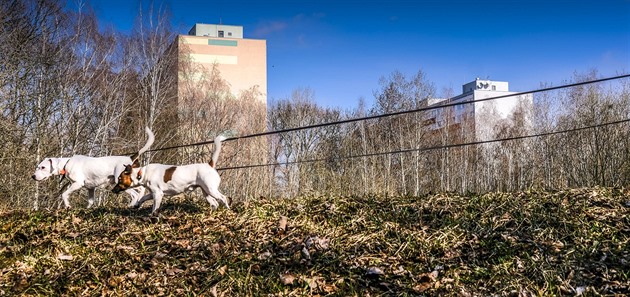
(0, 188, 629, 296)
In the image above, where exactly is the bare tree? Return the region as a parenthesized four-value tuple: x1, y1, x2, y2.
(268, 88, 342, 196)
(177, 59, 269, 200)
(123, 1, 178, 164)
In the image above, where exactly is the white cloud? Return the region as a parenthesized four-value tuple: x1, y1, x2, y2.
(252, 21, 288, 37)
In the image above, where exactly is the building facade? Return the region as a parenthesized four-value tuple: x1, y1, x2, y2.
(173, 23, 268, 170)
(426, 78, 533, 141)
(178, 23, 267, 104)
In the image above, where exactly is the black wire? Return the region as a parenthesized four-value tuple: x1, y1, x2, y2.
(147, 73, 630, 153)
(216, 118, 630, 171)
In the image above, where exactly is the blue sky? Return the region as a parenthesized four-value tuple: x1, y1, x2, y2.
(77, 0, 630, 109)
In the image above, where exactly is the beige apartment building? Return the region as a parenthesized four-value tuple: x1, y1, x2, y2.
(177, 23, 267, 104)
(173, 23, 268, 169)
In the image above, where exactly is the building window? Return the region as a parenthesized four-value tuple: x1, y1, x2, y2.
(218, 30, 224, 37)
(492, 85, 496, 91)
(228, 32, 232, 37)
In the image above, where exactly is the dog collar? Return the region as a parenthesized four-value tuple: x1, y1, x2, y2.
(59, 159, 69, 176)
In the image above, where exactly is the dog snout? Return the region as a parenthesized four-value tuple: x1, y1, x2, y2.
(112, 185, 122, 194)
(32, 174, 36, 180)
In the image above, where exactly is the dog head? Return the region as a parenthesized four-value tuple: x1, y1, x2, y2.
(32, 158, 57, 181)
(112, 164, 141, 194)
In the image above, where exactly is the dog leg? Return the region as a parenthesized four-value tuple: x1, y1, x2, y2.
(208, 187, 229, 209)
(125, 187, 144, 207)
(151, 191, 164, 215)
(61, 182, 84, 208)
(132, 193, 153, 209)
(126, 189, 138, 207)
(200, 184, 219, 210)
(204, 195, 219, 210)
(87, 188, 96, 208)
(137, 187, 146, 202)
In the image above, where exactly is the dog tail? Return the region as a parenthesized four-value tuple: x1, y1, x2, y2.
(130, 127, 155, 165)
(138, 127, 155, 156)
(210, 135, 227, 168)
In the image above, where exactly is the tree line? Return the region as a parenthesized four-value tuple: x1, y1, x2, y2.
(269, 70, 630, 197)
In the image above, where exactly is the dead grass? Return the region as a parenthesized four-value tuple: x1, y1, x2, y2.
(1, 187, 629, 296)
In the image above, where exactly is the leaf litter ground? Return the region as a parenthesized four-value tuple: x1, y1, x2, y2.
(1, 187, 629, 296)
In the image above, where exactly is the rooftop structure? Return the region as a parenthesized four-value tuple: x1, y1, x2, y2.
(426, 78, 533, 141)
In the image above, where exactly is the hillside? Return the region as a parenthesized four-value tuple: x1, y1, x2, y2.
(1, 188, 629, 296)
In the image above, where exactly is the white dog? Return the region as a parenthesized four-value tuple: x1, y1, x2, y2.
(32, 127, 155, 208)
(112, 135, 229, 215)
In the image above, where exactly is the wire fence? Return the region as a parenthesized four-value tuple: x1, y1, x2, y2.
(216, 117, 630, 171)
(142, 73, 630, 171)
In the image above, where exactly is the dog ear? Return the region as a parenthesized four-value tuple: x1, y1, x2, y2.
(132, 158, 140, 168)
(129, 152, 140, 167)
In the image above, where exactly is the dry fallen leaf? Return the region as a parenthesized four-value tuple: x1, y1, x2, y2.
(175, 239, 191, 248)
(108, 276, 123, 287)
(413, 271, 439, 293)
(57, 254, 73, 261)
(166, 268, 184, 276)
(301, 246, 311, 260)
(321, 283, 337, 293)
(66, 232, 80, 238)
(304, 276, 321, 289)
(305, 236, 330, 250)
(258, 251, 272, 260)
(392, 266, 406, 276)
(218, 265, 227, 275)
(576, 286, 587, 295)
(277, 216, 288, 234)
(279, 273, 295, 285)
(366, 267, 384, 276)
(209, 285, 218, 297)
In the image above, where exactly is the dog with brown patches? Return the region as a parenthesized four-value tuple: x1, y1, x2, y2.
(32, 127, 154, 208)
(112, 135, 229, 215)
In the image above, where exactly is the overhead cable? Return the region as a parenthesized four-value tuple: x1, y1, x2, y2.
(216, 117, 630, 171)
(147, 73, 630, 153)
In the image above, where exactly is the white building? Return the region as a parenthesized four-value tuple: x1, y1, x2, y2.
(426, 78, 533, 141)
